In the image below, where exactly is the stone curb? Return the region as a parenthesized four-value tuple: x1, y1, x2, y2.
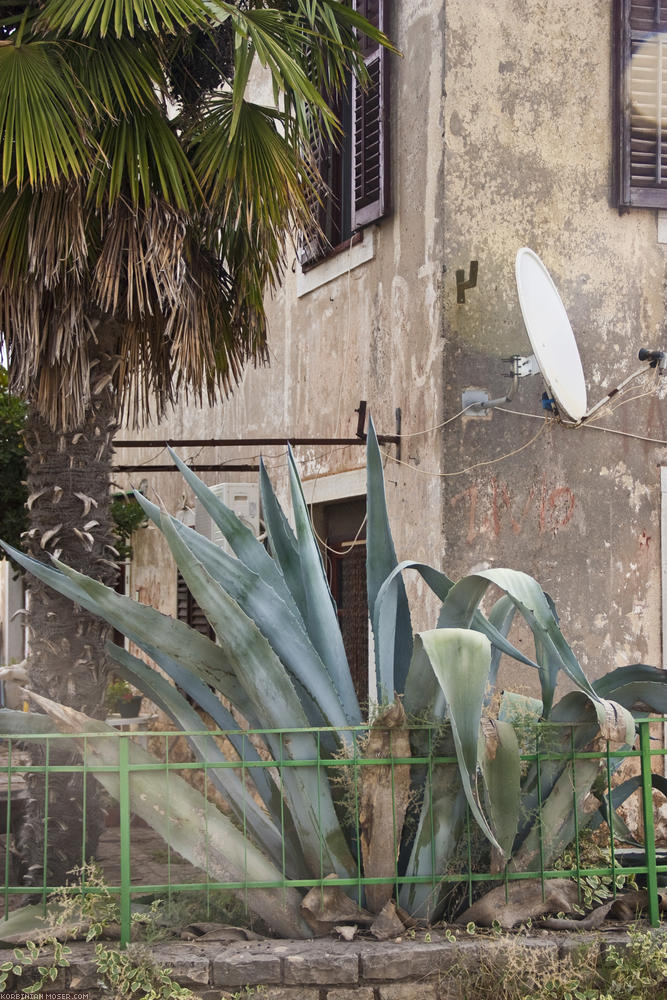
(0, 928, 663, 998)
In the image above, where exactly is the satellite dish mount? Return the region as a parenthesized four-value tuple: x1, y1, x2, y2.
(462, 248, 666, 424)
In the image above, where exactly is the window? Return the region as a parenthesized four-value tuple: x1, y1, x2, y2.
(299, 0, 389, 265)
(615, 0, 667, 207)
(176, 570, 215, 640)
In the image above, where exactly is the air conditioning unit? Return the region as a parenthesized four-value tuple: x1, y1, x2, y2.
(195, 483, 260, 553)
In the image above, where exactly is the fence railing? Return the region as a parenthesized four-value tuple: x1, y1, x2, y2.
(0, 717, 664, 945)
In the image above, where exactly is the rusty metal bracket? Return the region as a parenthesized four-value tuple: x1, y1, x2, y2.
(355, 400, 367, 439)
(456, 260, 478, 304)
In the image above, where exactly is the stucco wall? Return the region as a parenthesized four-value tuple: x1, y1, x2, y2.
(441, 0, 667, 690)
(116, 0, 667, 699)
(116, 2, 448, 637)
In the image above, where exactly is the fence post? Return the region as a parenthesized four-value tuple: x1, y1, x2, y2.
(118, 736, 131, 947)
(638, 719, 659, 927)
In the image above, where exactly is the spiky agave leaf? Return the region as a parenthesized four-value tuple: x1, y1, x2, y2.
(286, 445, 360, 723)
(158, 512, 357, 880)
(167, 447, 301, 617)
(366, 416, 412, 700)
(0, 540, 262, 726)
(436, 567, 635, 741)
(418, 628, 510, 857)
(258, 456, 307, 624)
(4, 692, 312, 939)
(135, 491, 355, 734)
(107, 643, 300, 874)
(374, 560, 537, 714)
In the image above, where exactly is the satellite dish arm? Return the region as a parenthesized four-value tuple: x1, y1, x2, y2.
(577, 351, 663, 425)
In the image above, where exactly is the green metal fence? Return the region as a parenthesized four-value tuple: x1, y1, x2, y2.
(0, 718, 664, 945)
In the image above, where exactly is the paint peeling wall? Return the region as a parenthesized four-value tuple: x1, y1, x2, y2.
(441, 0, 667, 689)
(115, 2, 448, 635)
(116, 0, 667, 696)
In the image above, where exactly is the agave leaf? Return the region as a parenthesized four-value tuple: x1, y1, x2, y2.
(113, 641, 286, 821)
(0, 900, 80, 945)
(479, 719, 521, 863)
(167, 447, 300, 618)
(0, 543, 260, 727)
(159, 513, 357, 880)
(258, 457, 308, 619)
(515, 686, 636, 861)
(591, 700, 636, 747)
(398, 769, 467, 921)
(438, 569, 635, 739)
(437, 570, 586, 686)
(532, 635, 561, 719)
(0, 709, 57, 736)
(418, 629, 504, 856)
(285, 445, 360, 723)
(485, 596, 518, 706)
(593, 664, 667, 714)
(378, 562, 536, 715)
(107, 642, 300, 874)
(366, 417, 412, 697)
(21, 692, 312, 940)
(593, 772, 667, 844)
(511, 754, 603, 872)
(136, 492, 355, 733)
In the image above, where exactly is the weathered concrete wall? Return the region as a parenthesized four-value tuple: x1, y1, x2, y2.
(115, 2, 448, 636)
(116, 0, 667, 698)
(441, 0, 667, 689)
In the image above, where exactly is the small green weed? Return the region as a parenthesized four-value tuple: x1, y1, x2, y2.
(95, 942, 193, 999)
(0, 938, 71, 994)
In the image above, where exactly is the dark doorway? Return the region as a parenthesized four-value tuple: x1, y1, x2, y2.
(314, 497, 368, 706)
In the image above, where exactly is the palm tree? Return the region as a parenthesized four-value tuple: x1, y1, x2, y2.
(0, 0, 387, 884)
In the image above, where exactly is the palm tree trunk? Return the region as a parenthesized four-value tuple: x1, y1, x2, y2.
(19, 332, 120, 886)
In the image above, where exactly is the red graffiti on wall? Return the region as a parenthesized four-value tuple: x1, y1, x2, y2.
(451, 474, 575, 544)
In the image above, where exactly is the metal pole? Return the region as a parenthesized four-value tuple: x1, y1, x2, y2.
(114, 435, 400, 448)
(119, 737, 131, 947)
(638, 719, 660, 927)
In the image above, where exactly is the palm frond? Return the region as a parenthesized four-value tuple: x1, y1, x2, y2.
(89, 106, 197, 209)
(0, 42, 90, 187)
(66, 36, 165, 119)
(191, 94, 311, 228)
(38, 0, 209, 39)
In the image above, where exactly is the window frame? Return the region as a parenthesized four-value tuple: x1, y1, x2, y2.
(615, 0, 667, 208)
(299, 0, 390, 267)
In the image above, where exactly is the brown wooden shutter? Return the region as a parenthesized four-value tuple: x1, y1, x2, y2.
(351, 0, 389, 229)
(176, 570, 215, 640)
(617, 0, 667, 206)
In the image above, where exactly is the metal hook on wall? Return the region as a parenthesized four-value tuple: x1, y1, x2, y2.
(456, 260, 478, 304)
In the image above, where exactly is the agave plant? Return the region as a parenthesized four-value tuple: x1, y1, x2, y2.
(1, 420, 665, 934)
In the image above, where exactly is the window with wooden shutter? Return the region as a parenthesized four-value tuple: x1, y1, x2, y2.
(351, 0, 389, 228)
(298, 0, 389, 267)
(616, 0, 667, 207)
(176, 570, 215, 641)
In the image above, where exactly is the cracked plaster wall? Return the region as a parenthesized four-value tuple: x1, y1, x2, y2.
(115, 2, 448, 637)
(116, 0, 667, 699)
(441, 0, 667, 690)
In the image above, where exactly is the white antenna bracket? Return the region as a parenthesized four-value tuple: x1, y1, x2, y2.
(462, 354, 540, 416)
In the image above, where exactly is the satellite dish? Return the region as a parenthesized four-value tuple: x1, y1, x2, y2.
(515, 247, 588, 422)
(462, 247, 664, 421)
